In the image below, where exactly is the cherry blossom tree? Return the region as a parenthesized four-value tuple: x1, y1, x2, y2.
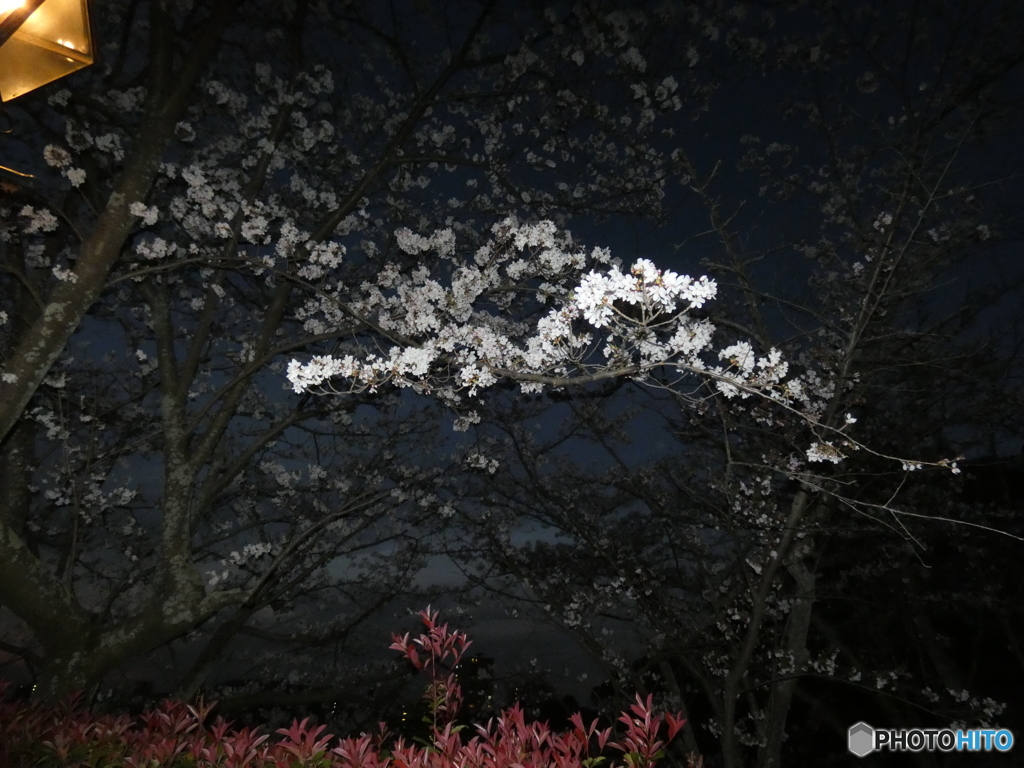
(0, 0, 718, 703)
(286, 1, 1024, 766)
(0, 4, 1019, 768)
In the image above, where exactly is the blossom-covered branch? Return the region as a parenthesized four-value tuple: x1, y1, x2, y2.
(287, 218, 799, 405)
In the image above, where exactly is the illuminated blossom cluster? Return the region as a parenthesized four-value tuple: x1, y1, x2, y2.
(806, 441, 846, 464)
(574, 258, 716, 328)
(287, 218, 805, 405)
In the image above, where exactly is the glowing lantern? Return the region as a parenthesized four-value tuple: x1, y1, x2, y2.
(0, 0, 93, 102)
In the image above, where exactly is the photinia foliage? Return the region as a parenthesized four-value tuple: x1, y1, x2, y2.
(0, 609, 693, 768)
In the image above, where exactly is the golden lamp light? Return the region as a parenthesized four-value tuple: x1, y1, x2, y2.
(0, 0, 93, 103)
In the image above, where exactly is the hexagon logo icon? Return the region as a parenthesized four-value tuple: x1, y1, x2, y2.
(848, 722, 875, 757)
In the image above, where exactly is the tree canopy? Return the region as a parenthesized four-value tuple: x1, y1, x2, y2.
(1, 1, 1022, 765)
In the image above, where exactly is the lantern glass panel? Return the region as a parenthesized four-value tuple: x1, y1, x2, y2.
(0, 0, 93, 102)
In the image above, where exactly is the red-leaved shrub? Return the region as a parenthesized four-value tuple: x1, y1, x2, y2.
(0, 608, 695, 768)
